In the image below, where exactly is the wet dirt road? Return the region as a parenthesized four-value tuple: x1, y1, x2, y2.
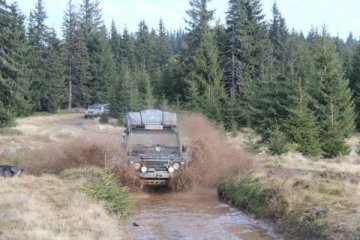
(126, 189, 282, 240)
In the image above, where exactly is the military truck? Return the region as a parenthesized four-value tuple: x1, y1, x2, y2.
(123, 109, 187, 185)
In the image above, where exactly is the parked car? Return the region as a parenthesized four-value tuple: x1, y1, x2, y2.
(84, 104, 104, 118)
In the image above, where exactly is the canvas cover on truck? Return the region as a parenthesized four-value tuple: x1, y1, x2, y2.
(126, 109, 177, 128)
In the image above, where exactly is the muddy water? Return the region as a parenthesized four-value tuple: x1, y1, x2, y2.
(126, 189, 282, 240)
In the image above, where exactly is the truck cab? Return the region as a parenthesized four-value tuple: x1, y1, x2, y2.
(124, 109, 186, 185)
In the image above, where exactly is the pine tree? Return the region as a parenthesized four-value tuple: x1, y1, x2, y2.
(269, 2, 288, 76)
(5, 2, 32, 116)
(134, 21, 152, 71)
(182, 0, 226, 123)
(110, 20, 121, 68)
(156, 19, 172, 70)
(79, 0, 102, 40)
(87, 25, 117, 104)
(27, 0, 49, 111)
(252, 3, 291, 132)
(350, 44, 360, 128)
(62, 0, 91, 109)
(223, 0, 270, 127)
(0, 0, 31, 126)
(285, 81, 321, 156)
(42, 29, 65, 112)
(119, 27, 135, 69)
(310, 28, 355, 157)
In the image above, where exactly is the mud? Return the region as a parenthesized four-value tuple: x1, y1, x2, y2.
(126, 190, 282, 240)
(170, 113, 254, 190)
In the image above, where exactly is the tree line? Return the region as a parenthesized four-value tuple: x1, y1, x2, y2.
(1, 0, 360, 158)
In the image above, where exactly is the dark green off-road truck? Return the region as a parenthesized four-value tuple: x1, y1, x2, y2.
(123, 109, 187, 185)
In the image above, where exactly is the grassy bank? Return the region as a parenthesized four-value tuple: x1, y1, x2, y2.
(218, 171, 360, 240)
(0, 167, 130, 240)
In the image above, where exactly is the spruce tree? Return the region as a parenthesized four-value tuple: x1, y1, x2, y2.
(182, 0, 226, 123)
(119, 27, 135, 69)
(62, 0, 91, 109)
(310, 28, 355, 157)
(223, 0, 270, 127)
(0, 0, 31, 126)
(87, 25, 117, 104)
(27, 0, 49, 111)
(285, 81, 321, 156)
(156, 18, 172, 70)
(350, 44, 360, 128)
(110, 20, 121, 69)
(42, 29, 65, 112)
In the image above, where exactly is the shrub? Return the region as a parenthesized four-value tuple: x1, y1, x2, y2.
(99, 112, 109, 124)
(85, 170, 131, 219)
(267, 128, 289, 155)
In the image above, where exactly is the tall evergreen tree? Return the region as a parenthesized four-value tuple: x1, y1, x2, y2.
(181, 0, 226, 122)
(27, 0, 49, 111)
(350, 44, 360, 128)
(285, 80, 321, 156)
(87, 25, 117, 104)
(62, 0, 91, 109)
(310, 28, 355, 157)
(119, 27, 135, 69)
(42, 29, 65, 112)
(0, 0, 31, 126)
(79, 0, 102, 40)
(110, 20, 121, 68)
(156, 18, 172, 70)
(223, 0, 270, 127)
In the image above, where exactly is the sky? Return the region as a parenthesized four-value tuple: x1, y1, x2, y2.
(16, 0, 360, 40)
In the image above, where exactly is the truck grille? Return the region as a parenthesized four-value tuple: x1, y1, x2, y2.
(143, 160, 168, 171)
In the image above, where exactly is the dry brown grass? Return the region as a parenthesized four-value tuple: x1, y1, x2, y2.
(0, 170, 125, 240)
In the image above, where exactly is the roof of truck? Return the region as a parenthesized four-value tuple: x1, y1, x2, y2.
(125, 109, 177, 127)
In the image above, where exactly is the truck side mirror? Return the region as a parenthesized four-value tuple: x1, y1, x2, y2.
(182, 144, 187, 153)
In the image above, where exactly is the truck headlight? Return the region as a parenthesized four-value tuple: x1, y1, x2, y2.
(141, 166, 147, 173)
(173, 163, 180, 170)
(134, 163, 141, 170)
(168, 167, 174, 173)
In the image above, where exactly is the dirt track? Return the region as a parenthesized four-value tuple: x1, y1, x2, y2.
(0, 114, 283, 239)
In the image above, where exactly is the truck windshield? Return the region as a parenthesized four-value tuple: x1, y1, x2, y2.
(128, 129, 179, 148)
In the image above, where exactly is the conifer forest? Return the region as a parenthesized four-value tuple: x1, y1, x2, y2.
(1, 0, 360, 158)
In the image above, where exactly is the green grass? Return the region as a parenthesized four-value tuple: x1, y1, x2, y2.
(218, 174, 287, 219)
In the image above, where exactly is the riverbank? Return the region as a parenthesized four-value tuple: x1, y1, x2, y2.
(218, 166, 360, 239)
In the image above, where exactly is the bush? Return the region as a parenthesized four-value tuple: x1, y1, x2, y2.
(0, 102, 14, 128)
(99, 112, 109, 124)
(85, 170, 131, 219)
(321, 126, 350, 158)
(267, 128, 289, 155)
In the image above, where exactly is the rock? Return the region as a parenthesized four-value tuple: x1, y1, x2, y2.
(132, 222, 140, 227)
(0, 165, 24, 177)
